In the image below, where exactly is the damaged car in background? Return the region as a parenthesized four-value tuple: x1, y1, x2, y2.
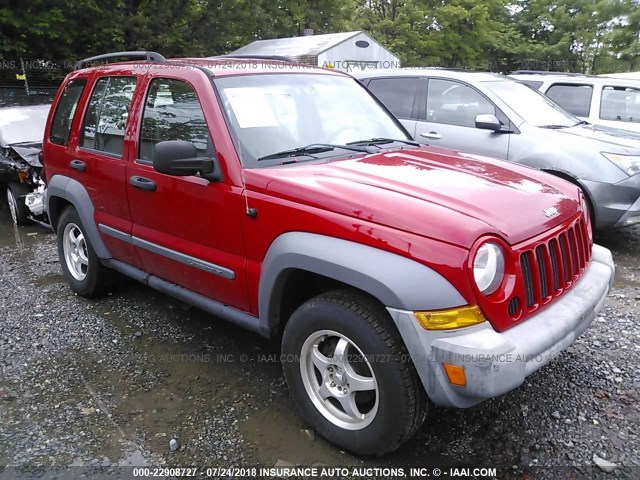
(0, 104, 50, 225)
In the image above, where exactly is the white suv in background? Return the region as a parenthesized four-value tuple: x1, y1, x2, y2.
(510, 71, 640, 133)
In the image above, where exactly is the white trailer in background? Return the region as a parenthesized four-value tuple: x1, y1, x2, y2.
(229, 31, 400, 73)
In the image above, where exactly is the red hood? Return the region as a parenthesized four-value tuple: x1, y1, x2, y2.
(246, 146, 581, 248)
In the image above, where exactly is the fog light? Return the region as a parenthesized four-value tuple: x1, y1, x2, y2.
(443, 363, 466, 387)
(414, 306, 485, 330)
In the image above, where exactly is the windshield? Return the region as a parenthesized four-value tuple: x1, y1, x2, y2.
(484, 80, 579, 128)
(214, 73, 410, 167)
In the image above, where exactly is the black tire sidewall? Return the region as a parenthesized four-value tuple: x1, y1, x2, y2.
(56, 207, 102, 296)
(282, 296, 414, 455)
(7, 183, 31, 225)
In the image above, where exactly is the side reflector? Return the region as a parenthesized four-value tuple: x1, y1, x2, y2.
(443, 363, 467, 387)
(414, 305, 485, 330)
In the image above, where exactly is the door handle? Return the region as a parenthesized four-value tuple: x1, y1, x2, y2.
(69, 159, 87, 172)
(129, 176, 157, 192)
(420, 132, 442, 140)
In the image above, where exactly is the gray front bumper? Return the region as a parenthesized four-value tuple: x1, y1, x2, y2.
(387, 244, 615, 408)
(584, 174, 640, 228)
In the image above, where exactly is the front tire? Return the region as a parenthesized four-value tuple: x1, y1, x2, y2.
(57, 206, 107, 297)
(282, 290, 429, 455)
(6, 182, 31, 225)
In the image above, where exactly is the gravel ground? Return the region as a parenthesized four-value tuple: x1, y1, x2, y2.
(0, 205, 638, 480)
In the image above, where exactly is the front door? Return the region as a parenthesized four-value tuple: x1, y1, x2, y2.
(414, 78, 510, 160)
(126, 75, 249, 310)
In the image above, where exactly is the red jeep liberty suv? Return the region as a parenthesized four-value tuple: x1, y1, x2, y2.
(42, 52, 615, 455)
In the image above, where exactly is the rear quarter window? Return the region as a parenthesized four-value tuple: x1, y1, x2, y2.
(517, 80, 544, 89)
(49, 79, 86, 146)
(366, 77, 419, 119)
(546, 83, 593, 117)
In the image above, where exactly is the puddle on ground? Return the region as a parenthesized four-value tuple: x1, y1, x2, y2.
(33, 273, 64, 286)
(0, 208, 51, 249)
(240, 408, 359, 466)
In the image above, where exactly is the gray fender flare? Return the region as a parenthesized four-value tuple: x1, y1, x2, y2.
(259, 232, 466, 329)
(46, 175, 112, 259)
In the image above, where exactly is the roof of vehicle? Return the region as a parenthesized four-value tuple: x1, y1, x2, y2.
(510, 72, 640, 87)
(0, 104, 50, 147)
(600, 72, 640, 80)
(352, 68, 506, 82)
(73, 54, 346, 78)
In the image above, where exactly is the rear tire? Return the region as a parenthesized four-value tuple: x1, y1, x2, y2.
(281, 290, 429, 455)
(6, 182, 31, 225)
(56, 206, 108, 297)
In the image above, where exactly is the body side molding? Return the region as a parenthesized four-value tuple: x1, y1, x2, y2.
(99, 224, 236, 280)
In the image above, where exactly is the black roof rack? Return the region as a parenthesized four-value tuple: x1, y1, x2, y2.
(511, 70, 598, 77)
(218, 54, 294, 63)
(74, 51, 166, 70)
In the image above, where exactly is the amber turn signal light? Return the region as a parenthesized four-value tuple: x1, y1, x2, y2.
(414, 305, 485, 330)
(442, 363, 467, 387)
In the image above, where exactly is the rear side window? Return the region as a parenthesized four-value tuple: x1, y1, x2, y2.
(546, 84, 593, 117)
(81, 76, 137, 156)
(517, 80, 544, 89)
(600, 86, 640, 123)
(139, 78, 211, 162)
(367, 77, 419, 119)
(49, 79, 86, 146)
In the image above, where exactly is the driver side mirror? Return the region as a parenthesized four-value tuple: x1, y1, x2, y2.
(153, 140, 222, 182)
(475, 114, 503, 132)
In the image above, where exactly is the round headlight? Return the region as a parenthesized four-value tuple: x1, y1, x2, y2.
(473, 242, 505, 295)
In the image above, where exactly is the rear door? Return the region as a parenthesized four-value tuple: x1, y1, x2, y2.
(71, 71, 143, 267)
(126, 72, 249, 310)
(415, 78, 510, 159)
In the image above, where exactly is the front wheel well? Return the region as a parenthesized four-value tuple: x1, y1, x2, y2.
(270, 269, 385, 338)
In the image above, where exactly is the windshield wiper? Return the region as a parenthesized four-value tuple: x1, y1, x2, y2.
(257, 143, 376, 161)
(573, 120, 590, 127)
(346, 137, 419, 147)
(538, 124, 571, 129)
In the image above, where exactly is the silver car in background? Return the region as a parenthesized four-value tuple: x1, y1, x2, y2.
(354, 69, 640, 230)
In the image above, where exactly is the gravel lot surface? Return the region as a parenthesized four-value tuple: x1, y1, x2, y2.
(0, 204, 638, 480)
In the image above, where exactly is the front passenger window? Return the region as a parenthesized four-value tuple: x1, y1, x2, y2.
(139, 79, 212, 162)
(427, 79, 495, 127)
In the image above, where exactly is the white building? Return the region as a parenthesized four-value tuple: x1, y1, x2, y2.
(230, 31, 400, 72)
